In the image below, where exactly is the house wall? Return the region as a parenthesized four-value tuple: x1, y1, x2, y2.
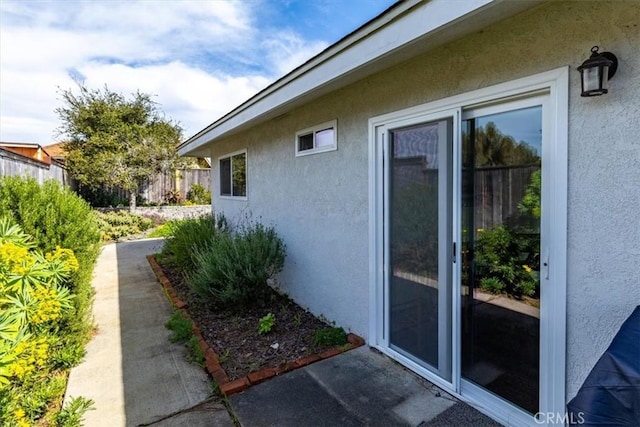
(209, 1, 640, 401)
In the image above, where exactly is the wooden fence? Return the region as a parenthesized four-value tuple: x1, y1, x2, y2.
(0, 148, 69, 185)
(1, 148, 211, 205)
(103, 168, 211, 205)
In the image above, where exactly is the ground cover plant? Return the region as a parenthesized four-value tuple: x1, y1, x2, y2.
(157, 215, 348, 380)
(93, 210, 158, 241)
(0, 177, 100, 425)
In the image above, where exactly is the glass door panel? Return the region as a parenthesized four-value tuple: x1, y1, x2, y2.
(461, 105, 542, 414)
(388, 119, 451, 381)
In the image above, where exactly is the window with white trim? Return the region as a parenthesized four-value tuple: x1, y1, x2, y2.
(295, 120, 337, 156)
(219, 150, 246, 198)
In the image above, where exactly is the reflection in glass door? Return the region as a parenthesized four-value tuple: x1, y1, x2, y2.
(461, 105, 542, 414)
(388, 119, 452, 381)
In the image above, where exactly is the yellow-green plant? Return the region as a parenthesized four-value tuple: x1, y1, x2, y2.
(0, 218, 79, 424)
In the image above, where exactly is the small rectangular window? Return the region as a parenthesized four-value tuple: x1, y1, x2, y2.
(295, 120, 337, 156)
(219, 150, 247, 199)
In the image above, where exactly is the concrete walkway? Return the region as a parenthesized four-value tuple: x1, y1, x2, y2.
(65, 239, 233, 426)
(66, 238, 501, 427)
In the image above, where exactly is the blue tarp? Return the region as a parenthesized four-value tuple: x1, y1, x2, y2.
(567, 306, 640, 426)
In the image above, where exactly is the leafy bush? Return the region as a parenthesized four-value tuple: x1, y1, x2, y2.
(93, 210, 156, 241)
(188, 221, 286, 307)
(0, 218, 87, 425)
(0, 177, 100, 352)
(474, 225, 537, 298)
(313, 327, 347, 346)
(161, 214, 228, 274)
(186, 184, 211, 205)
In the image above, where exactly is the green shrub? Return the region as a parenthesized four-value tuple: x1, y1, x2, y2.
(186, 184, 211, 205)
(188, 221, 285, 307)
(0, 177, 100, 352)
(479, 277, 505, 294)
(93, 210, 156, 241)
(0, 218, 87, 425)
(313, 327, 348, 347)
(161, 214, 227, 274)
(474, 225, 537, 298)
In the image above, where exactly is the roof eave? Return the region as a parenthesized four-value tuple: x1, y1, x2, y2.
(179, 0, 544, 157)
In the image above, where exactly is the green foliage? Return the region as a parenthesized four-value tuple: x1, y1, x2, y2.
(165, 311, 204, 366)
(466, 121, 540, 167)
(161, 215, 227, 274)
(55, 83, 184, 209)
(518, 169, 541, 219)
(76, 185, 128, 208)
(187, 184, 211, 205)
(313, 327, 347, 347)
(186, 336, 205, 366)
(165, 310, 193, 344)
(257, 313, 275, 335)
(54, 396, 95, 427)
(0, 219, 90, 425)
(93, 210, 156, 241)
(188, 221, 286, 307)
(148, 223, 173, 238)
(0, 176, 100, 354)
(474, 225, 537, 298)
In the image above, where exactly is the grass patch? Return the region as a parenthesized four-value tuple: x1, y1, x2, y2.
(165, 310, 205, 366)
(313, 327, 348, 347)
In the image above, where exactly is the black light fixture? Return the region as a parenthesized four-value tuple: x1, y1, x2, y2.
(577, 46, 618, 97)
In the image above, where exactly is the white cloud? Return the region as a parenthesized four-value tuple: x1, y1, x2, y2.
(0, 0, 331, 145)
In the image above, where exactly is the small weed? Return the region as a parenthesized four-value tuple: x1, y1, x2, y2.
(313, 327, 348, 346)
(219, 348, 231, 364)
(292, 312, 303, 327)
(55, 396, 95, 427)
(187, 336, 205, 366)
(165, 310, 192, 343)
(257, 313, 276, 335)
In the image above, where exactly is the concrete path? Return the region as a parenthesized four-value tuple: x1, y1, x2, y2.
(229, 346, 501, 427)
(65, 239, 234, 427)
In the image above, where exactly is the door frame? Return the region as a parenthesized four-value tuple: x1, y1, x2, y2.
(368, 67, 569, 426)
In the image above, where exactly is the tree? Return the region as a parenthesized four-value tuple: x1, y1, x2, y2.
(55, 83, 183, 209)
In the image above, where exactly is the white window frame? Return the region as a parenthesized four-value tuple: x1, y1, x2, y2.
(368, 67, 569, 427)
(218, 149, 248, 200)
(295, 120, 338, 156)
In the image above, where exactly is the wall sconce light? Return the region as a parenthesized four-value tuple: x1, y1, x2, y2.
(577, 46, 618, 97)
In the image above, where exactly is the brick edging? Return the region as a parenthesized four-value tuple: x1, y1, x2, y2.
(146, 254, 365, 397)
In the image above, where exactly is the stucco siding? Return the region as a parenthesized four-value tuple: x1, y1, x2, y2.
(208, 0, 640, 402)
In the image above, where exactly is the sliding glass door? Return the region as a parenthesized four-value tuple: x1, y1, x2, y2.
(386, 117, 453, 381)
(460, 100, 544, 415)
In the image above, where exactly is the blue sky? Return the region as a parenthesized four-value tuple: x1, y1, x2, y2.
(0, 0, 395, 145)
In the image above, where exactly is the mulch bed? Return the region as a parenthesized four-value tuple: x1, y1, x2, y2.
(147, 255, 364, 395)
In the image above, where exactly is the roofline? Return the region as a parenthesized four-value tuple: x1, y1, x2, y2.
(179, 0, 542, 156)
(178, 0, 414, 152)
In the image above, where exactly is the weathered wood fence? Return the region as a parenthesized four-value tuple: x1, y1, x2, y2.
(0, 147, 70, 185)
(1, 148, 211, 205)
(104, 168, 211, 205)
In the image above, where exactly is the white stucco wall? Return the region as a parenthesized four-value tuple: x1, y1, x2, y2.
(209, 1, 640, 402)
